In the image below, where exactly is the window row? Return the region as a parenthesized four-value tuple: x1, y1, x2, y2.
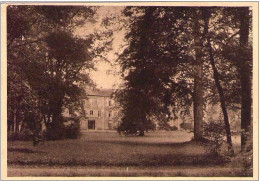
(87, 99, 115, 107)
(88, 110, 119, 117)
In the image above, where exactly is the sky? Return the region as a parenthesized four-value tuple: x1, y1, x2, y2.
(75, 6, 125, 89)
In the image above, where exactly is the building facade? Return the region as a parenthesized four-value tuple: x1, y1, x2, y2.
(80, 89, 121, 131)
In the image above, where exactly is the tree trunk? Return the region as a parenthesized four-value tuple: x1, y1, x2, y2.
(203, 9, 234, 155)
(9, 106, 15, 132)
(239, 7, 252, 151)
(15, 107, 20, 132)
(193, 9, 204, 141)
(51, 99, 63, 129)
(48, 94, 64, 140)
(139, 129, 145, 136)
(139, 116, 146, 136)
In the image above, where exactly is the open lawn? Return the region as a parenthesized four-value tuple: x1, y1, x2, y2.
(7, 131, 245, 177)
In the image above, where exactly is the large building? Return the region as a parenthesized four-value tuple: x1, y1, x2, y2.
(80, 88, 121, 131)
(63, 88, 193, 132)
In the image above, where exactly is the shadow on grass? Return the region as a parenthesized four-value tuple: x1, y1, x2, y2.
(8, 153, 228, 167)
(8, 148, 44, 154)
(8, 148, 36, 153)
(87, 139, 195, 147)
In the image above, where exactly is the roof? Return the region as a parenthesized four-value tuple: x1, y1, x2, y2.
(85, 88, 115, 97)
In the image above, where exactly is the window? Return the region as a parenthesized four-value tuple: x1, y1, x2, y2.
(90, 110, 93, 115)
(108, 111, 112, 117)
(88, 120, 95, 130)
(98, 111, 101, 117)
(108, 100, 111, 106)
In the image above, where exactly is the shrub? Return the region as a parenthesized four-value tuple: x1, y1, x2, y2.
(230, 149, 253, 176)
(45, 124, 66, 140)
(170, 126, 178, 131)
(7, 129, 47, 143)
(203, 120, 230, 163)
(65, 118, 81, 139)
(117, 124, 138, 135)
(180, 122, 193, 131)
(43, 116, 82, 140)
(8, 130, 33, 141)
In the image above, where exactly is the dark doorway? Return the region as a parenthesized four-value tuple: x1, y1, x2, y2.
(88, 120, 95, 130)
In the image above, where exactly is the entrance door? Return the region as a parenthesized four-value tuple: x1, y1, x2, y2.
(88, 120, 95, 130)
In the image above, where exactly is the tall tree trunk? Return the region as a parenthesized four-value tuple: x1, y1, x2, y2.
(139, 129, 145, 136)
(203, 9, 234, 155)
(15, 107, 20, 132)
(10, 107, 15, 132)
(51, 98, 63, 129)
(193, 9, 204, 141)
(239, 7, 252, 151)
(49, 91, 64, 140)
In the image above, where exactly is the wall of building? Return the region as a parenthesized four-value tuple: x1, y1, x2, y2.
(81, 95, 121, 131)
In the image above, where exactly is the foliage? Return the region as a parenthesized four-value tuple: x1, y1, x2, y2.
(45, 124, 66, 141)
(169, 126, 178, 131)
(64, 118, 81, 139)
(180, 122, 193, 131)
(230, 149, 253, 177)
(203, 120, 231, 162)
(7, 130, 33, 141)
(7, 5, 96, 140)
(116, 6, 252, 151)
(116, 7, 194, 135)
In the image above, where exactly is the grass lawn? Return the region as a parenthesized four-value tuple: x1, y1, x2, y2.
(7, 131, 245, 177)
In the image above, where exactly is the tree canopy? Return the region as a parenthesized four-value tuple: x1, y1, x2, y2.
(116, 6, 252, 152)
(7, 5, 96, 139)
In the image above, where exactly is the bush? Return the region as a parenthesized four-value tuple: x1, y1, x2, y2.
(230, 149, 253, 176)
(65, 118, 81, 139)
(8, 130, 33, 141)
(170, 126, 178, 131)
(157, 122, 178, 131)
(45, 124, 66, 140)
(45, 119, 81, 140)
(117, 124, 139, 135)
(203, 120, 230, 163)
(180, 122, 193, 131)
(45, 116, 82, 140)
(7, 129, 47, 143)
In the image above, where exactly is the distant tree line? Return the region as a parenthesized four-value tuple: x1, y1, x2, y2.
(116, 7, 252, 153)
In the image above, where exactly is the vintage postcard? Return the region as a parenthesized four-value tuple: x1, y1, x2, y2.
(1, 2, 258, 180)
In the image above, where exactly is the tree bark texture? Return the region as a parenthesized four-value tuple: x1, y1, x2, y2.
(193, 9, 204, 141)
(239, 7, 252, 151)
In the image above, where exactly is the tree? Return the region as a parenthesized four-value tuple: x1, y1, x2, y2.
(116, 7, 158, 136)
(192, 8, 204, 140)
(202, 8, 234, 155)
(26, 31, 93, 139)
(7, 5, 96, 139)
(216, 7, 252, 151)
(7, 5, 43, 133)
(238, 7, 252, 151)
(116, 6, 252, 147)
(117, 7, 194, 136)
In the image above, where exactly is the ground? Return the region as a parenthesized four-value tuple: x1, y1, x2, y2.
(7, 131, 245, 177)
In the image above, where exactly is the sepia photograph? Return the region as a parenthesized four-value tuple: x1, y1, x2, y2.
(1, 2, 258, 179)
